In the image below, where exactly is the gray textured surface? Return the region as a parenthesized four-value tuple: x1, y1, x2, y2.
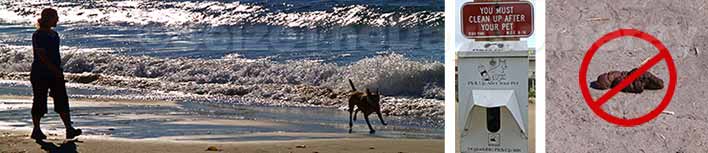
(546, 0, 708, 152)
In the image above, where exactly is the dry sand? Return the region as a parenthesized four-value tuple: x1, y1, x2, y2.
(0, 96, 442, 153)
(547, 0, 708, 152)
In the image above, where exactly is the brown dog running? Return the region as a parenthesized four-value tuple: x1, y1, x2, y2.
(348, 79, 387, 134)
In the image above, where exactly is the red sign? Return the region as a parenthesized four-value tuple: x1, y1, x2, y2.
(579, 29, 677, 127)
(461, 1, 534, 38)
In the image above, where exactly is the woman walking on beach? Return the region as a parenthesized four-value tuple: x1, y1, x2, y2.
(30, 8, 82, 140)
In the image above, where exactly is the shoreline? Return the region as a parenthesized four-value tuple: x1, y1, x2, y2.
(0, 76, 445, 127)
(0, 95, 443, 152)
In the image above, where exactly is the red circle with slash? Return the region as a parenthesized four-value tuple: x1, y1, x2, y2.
(578, 29, 677, 127)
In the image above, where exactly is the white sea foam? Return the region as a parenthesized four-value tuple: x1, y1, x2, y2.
(0, 1, 442, 28)
(0, 44, 444, 120)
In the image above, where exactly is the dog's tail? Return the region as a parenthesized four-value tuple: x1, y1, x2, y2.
(348, 79, 357, 91)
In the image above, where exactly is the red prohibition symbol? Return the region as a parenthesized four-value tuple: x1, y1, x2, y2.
(578, 29, 677, 127)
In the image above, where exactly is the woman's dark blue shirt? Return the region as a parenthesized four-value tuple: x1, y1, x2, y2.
(31, 30, 62, 79)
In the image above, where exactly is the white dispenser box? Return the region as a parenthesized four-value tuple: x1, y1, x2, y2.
(457, 41, 529, 153)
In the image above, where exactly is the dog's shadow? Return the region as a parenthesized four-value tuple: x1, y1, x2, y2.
(35, 139, 81, 153)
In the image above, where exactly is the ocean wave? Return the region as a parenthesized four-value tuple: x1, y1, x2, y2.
(0, 0, 443, 29)
(0, 44, 444, 120)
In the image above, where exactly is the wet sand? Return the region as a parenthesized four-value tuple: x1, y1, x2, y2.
(0, 131, 442, 153)
(0, 95, 442, 152)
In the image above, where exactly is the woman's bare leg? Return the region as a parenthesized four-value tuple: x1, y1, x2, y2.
(32, 114, 42, 130)
(59, 112, 81, 139)
(59, 112, 72, 128)
(30, 113, 46, 140)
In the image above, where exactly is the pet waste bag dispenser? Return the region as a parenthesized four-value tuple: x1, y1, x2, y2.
(457, 41, 529, 153)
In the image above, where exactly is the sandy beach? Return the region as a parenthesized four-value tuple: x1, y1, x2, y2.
(547, 0, 708, 152)
(0, 95, 442, 153)
(0, 131, 442, 153)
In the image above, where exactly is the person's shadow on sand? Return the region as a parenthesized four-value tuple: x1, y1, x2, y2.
(35, 139, 80, 153)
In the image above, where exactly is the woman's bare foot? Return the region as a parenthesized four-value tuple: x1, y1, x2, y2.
(66, 127, 82, 139)
(30, 128, 47, 140)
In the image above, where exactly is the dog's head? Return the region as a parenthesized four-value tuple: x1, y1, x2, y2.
(365, 88, 382, 110)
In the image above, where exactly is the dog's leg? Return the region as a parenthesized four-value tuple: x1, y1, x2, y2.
(376, 111, 387, 125)
(353, 108, 359, 121)
(364, 114, 375, 134)
(348, 104, 354, 133)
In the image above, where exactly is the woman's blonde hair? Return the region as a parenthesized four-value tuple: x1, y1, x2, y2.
(36, 8, 58, 29)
